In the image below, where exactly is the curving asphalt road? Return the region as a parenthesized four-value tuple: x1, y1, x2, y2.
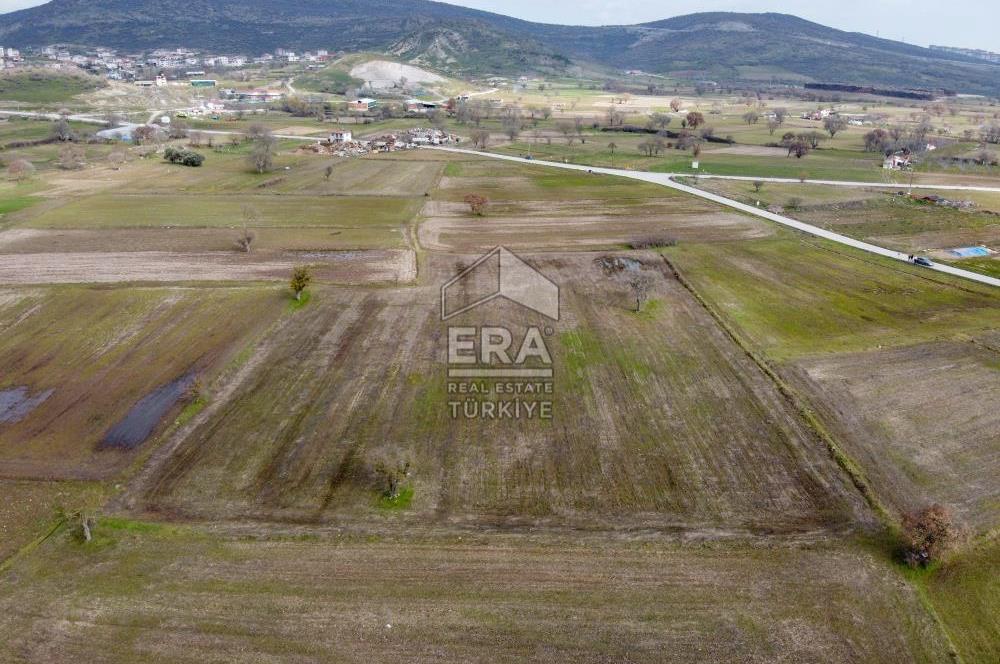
(429, 147, 1000, 289)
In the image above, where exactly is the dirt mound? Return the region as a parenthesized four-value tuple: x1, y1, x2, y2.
(349, 60, 445, 89)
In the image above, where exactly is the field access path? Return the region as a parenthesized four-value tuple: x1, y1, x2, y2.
(430, 147, 1000, 289)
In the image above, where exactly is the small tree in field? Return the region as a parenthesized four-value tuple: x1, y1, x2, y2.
(463, 193, 489, 216)
(7, 158, 34, 181)
(470, 128, 490, 149)
(290, 266, 312, 301)
(132, 124, 159, 146)
(752, 180, 764, 193)
(900, 504, 957, 568)
(58, 144, 85, 170)
(249, 134, 276, 173)
(324, 163, 334, 180)
(627, 275, 654, 311)
(108, 150, 127, 170)
(236, 206, 258, 253)
(670, 98, 682, 112)
(374, 458, 411, 500)
(685, 111, 705, 129)
(824, 114, 848, 138)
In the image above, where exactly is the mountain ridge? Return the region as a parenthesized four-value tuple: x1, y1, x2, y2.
(0, 2, 997, 94)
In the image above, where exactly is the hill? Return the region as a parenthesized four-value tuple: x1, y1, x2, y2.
(0, 2, 998, 93)
(0, 68, 105, 102)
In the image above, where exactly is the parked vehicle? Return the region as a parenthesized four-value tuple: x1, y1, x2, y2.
(913, 256, 933, 267)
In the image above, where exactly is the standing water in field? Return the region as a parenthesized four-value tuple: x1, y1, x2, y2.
(100, 372, 196, 450)
(0, 386, 54, 424)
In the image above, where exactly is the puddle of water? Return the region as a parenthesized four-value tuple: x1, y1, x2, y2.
(100, 372, 195, 450)
(596, 256, 644, 274)
(0, 386, 54, 424)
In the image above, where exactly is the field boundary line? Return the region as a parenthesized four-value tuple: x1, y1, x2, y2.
(659, 254, 893, 526)
(657, 252, 975, 659)
(0, 516, 66, 576)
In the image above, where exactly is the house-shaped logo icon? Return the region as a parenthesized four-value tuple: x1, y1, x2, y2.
(441, 247, 559, 321)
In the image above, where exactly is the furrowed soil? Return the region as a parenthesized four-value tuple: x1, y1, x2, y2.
(0, 525, 952, 663)
(0, 248, 415, 285)
(786, 340, 1000, 532)
(137, 253, 871, 533)
(0, 286, 284, 479)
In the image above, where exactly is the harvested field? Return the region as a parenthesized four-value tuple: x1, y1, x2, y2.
(419, 198, 770, 251)
(435, 159, 672, 201)
(0, 286, 283, 479)
(710, 145, 791, 157)
(0, 480, 103, 561)
(138, 253, 870, 532)
(786, 340, 1000, 531)
(0, 249, 415, 285)
(0, 226, 406, 253)
(23, 194, 421, 230)
(0, 526, 952, 663)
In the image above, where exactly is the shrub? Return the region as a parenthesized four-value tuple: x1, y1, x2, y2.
(628, 235, 678, 249)
(899, 504, 957, 568)
(163, 146, 204, 167)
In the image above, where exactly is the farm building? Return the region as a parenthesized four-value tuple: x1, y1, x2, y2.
(883, 152, 912, 169)
(329, 130, 353, 143)
(347, 98, 377, 112)
(405, 98, 438, 113)
(190, 79, 216, 87)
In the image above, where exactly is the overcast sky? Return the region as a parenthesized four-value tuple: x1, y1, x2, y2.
(0, 0, 995, 51)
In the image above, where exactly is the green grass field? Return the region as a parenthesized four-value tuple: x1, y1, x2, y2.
(921, 538, 1000, 664)
(25, 193, 421, 230)
(664, 233, 1000, 360)
(0, 71, 105, 103)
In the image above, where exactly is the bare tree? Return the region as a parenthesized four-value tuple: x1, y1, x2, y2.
(607, 141, 617, 167)
(767, 119, 781, 135)
(670, 98, 682, 112)
(7, 158, 35, 181)
(627, 275, 654, 311)
(823, 115, 848, 138)
(324, 163, 334, 180)
(248, 132, 277, 174)
(752, 180, 764, 193)
(108, 150, 127, 170)
(58, 144, 85, 170)
(470, 128, 490, 149)
(502, 114, 523, 142)
(556, 120, 576, 144)
(236, 206, 258, 253)
(463, 193, 489, 216)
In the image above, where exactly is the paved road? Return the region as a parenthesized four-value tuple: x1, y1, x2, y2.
(688, 173, 1000, 193)
(430, 147, 1000, 289)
